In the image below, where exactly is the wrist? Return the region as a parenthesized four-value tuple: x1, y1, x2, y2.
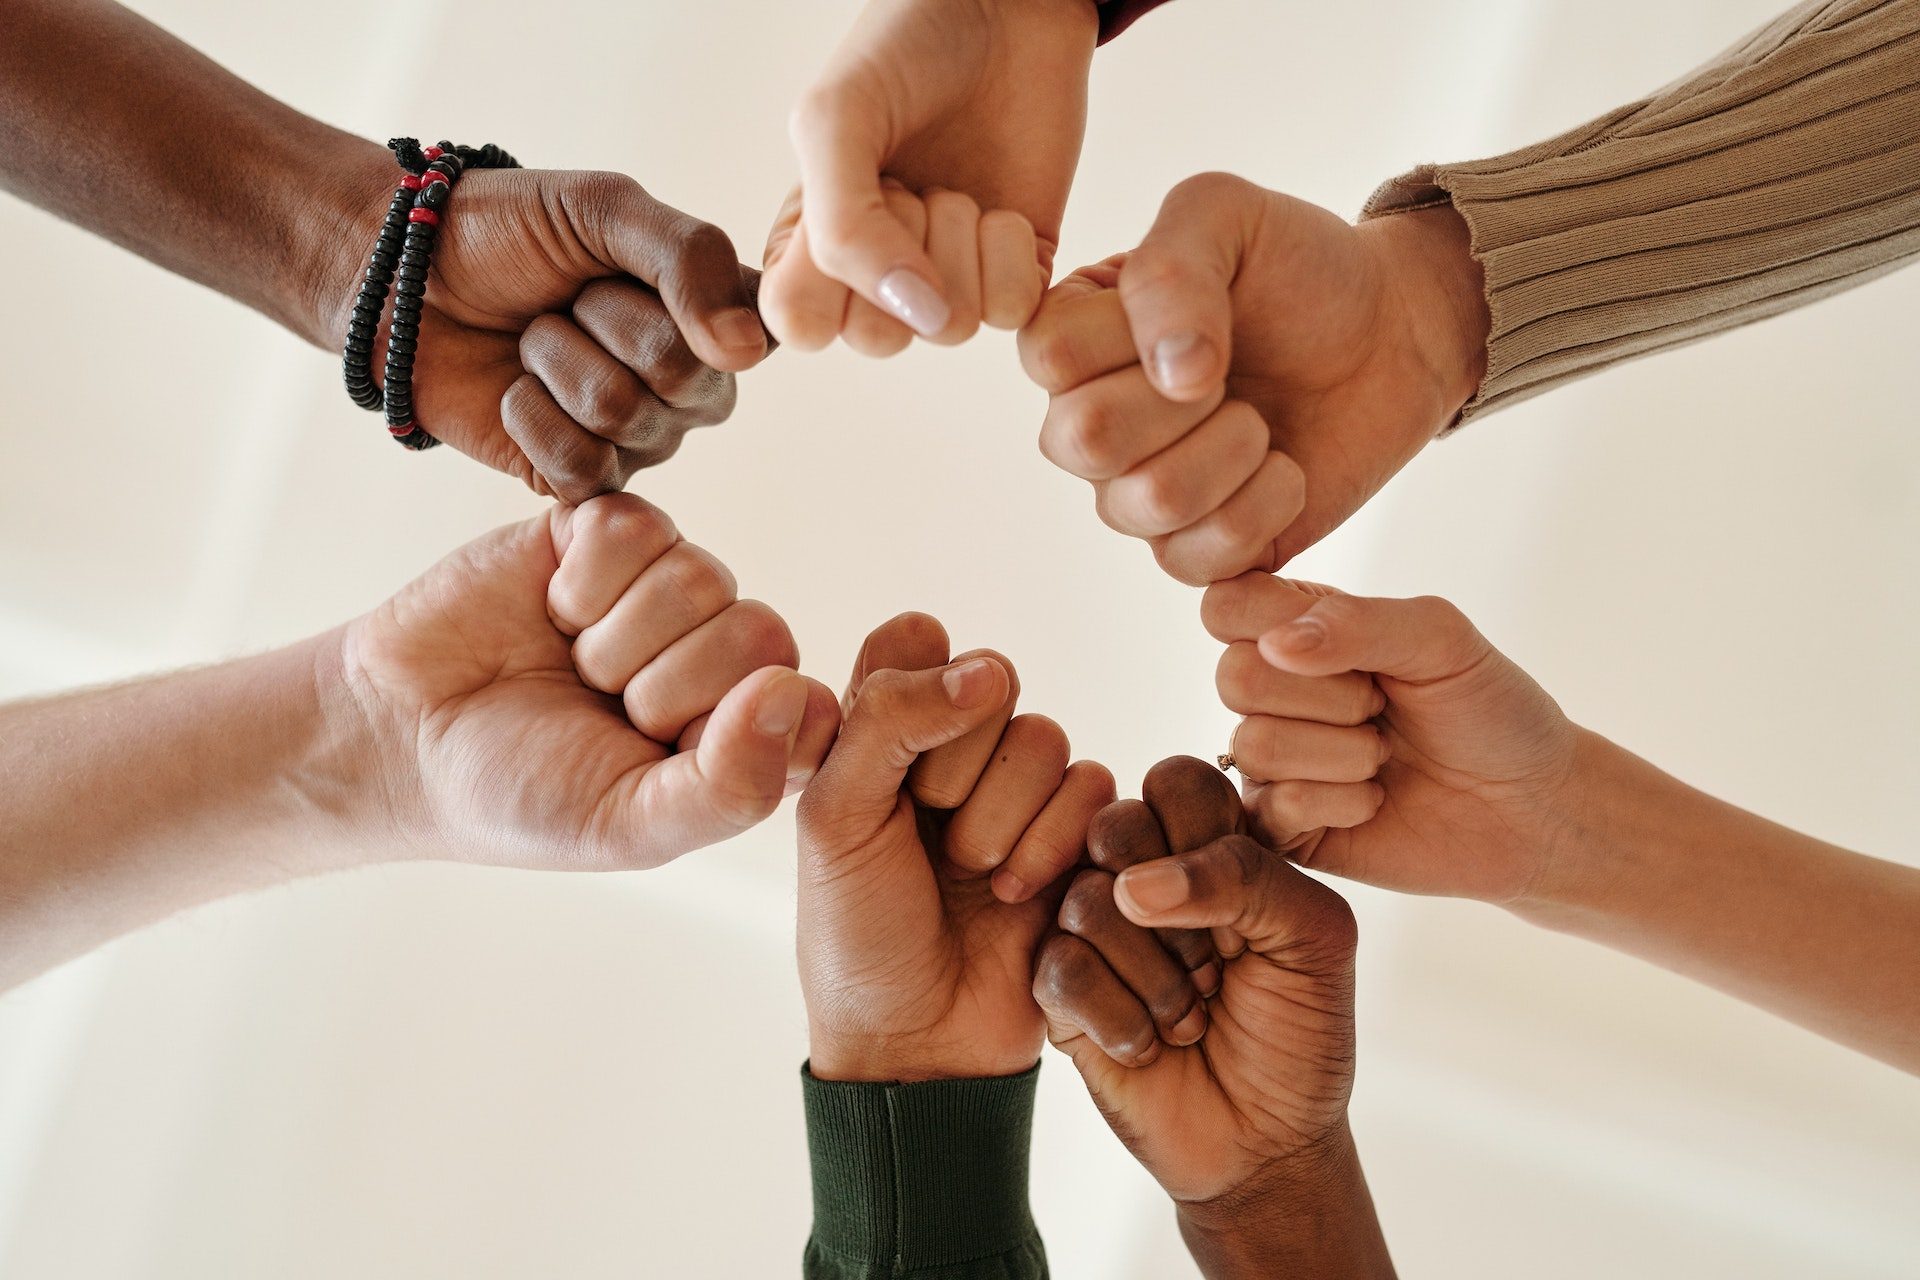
(1177, 1123, 1394, 1279)
(305, 624, 426, 865)
(296, 138, 402, 352)
(807, 1031, 1041, 1085)
(1362, 201, 1489, 428)
(1507, 729, 1691, 931)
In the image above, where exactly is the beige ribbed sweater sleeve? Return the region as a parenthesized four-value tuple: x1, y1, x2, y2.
(1363, 0, 1920, 422)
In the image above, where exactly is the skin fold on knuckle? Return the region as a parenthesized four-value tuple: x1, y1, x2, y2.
(723, 599, 800, 671)
(1057, 869, 1118, 937)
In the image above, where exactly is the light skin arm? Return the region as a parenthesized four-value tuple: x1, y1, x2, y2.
(1204, 573, 1920, 1074)
(0, 493, 839, 993)
(1523, 734, 1920, 1072)
(0, 635, 364, 989)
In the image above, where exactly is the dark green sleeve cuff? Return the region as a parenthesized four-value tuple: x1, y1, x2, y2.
(801, 1062, 1047, 1279)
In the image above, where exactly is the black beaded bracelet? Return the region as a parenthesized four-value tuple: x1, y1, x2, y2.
(340, 137, 522, 452)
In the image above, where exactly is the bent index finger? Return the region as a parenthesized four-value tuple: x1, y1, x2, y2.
(578, 174, 768, 373)
(1018, 283, 1136, 395)
(1088, 798, 1217, 987)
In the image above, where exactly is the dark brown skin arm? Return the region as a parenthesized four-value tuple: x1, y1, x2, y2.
(1177, 1126, 1394, 1280)
(0, 0, 380, 348)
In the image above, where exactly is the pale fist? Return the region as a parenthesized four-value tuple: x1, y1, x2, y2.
(1203, 572, 1583, 907)
(1019, 173, 1489, 580)
(341, 493, 837, 869)
(772, 0, 1097, 347)
(764, 182, 1047, 354)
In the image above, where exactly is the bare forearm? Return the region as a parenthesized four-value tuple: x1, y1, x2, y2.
(1523, 731, 1920, 1073)
(1176, 1125, 1395, 1280)
(0, 631, 371, 989)
(0, 0, 387, 347)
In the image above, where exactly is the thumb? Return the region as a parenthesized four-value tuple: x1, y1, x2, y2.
(1257, 593, 1491, 685)
(570, 173, 770, 373)
(621, 667, 829, 866)
(1114, 835, 1357, 968)
(789, 85, 950, 337)
(799, 654, 1010, 841)
(1119, 173, 1258, 402)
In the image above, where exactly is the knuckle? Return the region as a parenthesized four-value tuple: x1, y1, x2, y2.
(1146, 976, 1199, 1025)
(1345, 679, 1386, 726)
(1269, 450, 1307, 501)
(1215, 644, 1264, 711)
(1134, 467, 1193, 532)
(652, 544, 737, 625)
(573, 169, 643, 219)
(519, 311, 571, 359)
(723, 599, 799, 668)
(1032, 935, 1093, 1008)
(788, 84, 847, 144)
(704, 767, 784, 830)
(1308, 888, 1360, 956)
(1176, 170, 1251, 203)
(1109, 1026, 1160, 1067)
(1058, 870, 1117, 935)
(1120, 252, 1196, 298)
(1058, 397, 1126, 478)
(574, 492, 676, 552)
(546, 447, 619, 505)
(1143, 754, 1228, 807)
(1224, 833, 1269, 888)
(1413, 594, 1474, 644)
(925, 187, 981, 223)
(675, 217, 738, 269)
(577, 365, 639, 428)
(1023, 327, 1085, 396)
(1002, 712, 1070, 769)
(636, 331, 708, 398)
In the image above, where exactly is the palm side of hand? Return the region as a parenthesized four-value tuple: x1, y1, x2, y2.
(340, 516, 669, 866)
(1289, 655, 1581, 905)
(806, 799, 1057, 1075)
(1092, 951, 1357, 1203)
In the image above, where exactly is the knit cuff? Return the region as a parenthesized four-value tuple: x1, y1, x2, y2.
(802, 1062, 1045, 1276)
(1362, 0, 1920, 425)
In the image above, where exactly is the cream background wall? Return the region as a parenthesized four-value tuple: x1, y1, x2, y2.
(0, 0, 1915, 1275)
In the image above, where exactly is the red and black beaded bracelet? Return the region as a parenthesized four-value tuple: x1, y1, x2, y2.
(341, 137, 520, 451)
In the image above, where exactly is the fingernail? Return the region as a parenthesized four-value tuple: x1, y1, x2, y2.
(876, 268, 951, 336)
(1191, 961, 1221, 998)
(753, 674, 808, 738)
(1119, 862, 1189, 915)
(1271, 618, 1327, 654)
(1169, 1004, 1208, 1047)
(991, 868, 1030, 903)
(1151, 331, 1216, 395)
(942, 658, 998, 709)
(712, 307, 766, 354)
